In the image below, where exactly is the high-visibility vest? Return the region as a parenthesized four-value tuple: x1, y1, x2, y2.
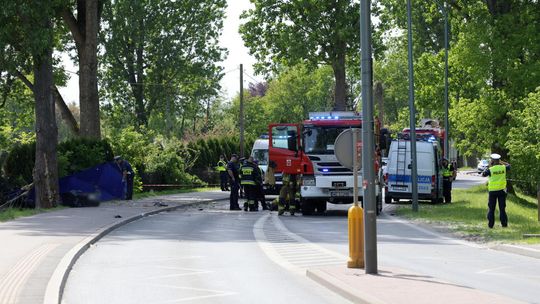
(488, 164, 507, 191)
(442, 164, 453, 178)
(240, 164, 256, 185)
(216, 160, 227, 172)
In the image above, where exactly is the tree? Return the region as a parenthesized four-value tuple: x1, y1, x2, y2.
(61, 0, 103, 139)
(0, 0, 61, 208)
(240, 0, 360, 111)
(100, 0, 227, 130)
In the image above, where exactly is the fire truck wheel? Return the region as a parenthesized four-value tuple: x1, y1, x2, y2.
(384, 195, 392, 205)
(301, 199, 315, 216)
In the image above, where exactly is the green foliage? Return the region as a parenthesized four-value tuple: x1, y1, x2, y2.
(3, 143, 36, 186)
(506, 88, 540, 194)
(215, 64, 334, 139)
(57, 138, 114, 177)
(3, 138, 114, 187)
(100, 0, 227, 130)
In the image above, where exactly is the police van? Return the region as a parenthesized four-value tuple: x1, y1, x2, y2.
(384, 136, 444, 204)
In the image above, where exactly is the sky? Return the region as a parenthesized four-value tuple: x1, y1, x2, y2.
(57, 0, 262, 105)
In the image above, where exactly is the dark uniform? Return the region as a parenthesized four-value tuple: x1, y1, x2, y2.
(482, 156, 510, 228)
(240, 159, 261, 211)
(115, 157, 134, 200)
(255, 164, 268, 210)
(216, 158, 229, 191)
(227, 158, 241, 210)
(442, 160, 455, 203)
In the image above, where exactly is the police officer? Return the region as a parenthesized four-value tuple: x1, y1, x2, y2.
(216, 155, 229, 191)
(482, 153, 511, 228)
(115, 156, 134, 200)
(240, 156, 261, 211)
(227, 154, 241, 210)
(278, 173, 297, 216)
(441, 158, 455, 203)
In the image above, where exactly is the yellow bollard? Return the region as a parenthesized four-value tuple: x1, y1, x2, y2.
(347, 204, 365, 268)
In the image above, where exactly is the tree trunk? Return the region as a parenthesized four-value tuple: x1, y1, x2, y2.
(374, 81, 384, 124)
(78, 0, 100, 139)
(33, 43, 59, 209)
(332, 50, 347, 111)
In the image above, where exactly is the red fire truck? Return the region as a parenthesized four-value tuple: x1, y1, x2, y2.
(268, 111, 383, 215)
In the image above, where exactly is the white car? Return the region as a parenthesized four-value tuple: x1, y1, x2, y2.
(477, 159, 489, 173)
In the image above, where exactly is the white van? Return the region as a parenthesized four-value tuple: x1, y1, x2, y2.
(250, 137, 269, 174)
(250, 136, 282, 195)
(384, 139, 444, 204)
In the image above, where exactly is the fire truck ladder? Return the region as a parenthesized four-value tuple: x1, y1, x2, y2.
(395, 139, 408, 185)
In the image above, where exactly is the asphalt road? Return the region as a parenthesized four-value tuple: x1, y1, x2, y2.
(63, 174, 539, 304)
(62, 201, 350, 304)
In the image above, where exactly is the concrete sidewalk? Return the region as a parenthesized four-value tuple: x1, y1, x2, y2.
(0, 190, 229, 304)
(307, 265, 526, 304)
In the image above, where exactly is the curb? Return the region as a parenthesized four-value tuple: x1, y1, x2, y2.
(491, 244, 540, 259)
(43, 197, 228, 304)
(306, 269, 385, 304)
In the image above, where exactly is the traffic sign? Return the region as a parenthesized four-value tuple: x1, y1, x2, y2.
(334, 129, 361, 170)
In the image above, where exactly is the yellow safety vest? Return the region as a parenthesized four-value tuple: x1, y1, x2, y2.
(216, 160, 227, 172)
(488, 164, 506, 191)
(442, 164, 452, 178)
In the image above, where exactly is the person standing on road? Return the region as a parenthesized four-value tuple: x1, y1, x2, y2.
(227, 154, 241, 210)
(254, 159, 268, 210)
(115, 156, 134, 200)
(216, 155, 229, 191)
(482, 153, 511, 228)
(240, 156, 261, 211)
(442, 158, 455, 203)
(278, 173, 297, 216)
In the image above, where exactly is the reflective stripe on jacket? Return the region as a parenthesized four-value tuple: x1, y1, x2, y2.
(240, 165, 256, 185)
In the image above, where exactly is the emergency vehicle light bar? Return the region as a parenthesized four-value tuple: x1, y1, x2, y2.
(308, 111, 360, 120)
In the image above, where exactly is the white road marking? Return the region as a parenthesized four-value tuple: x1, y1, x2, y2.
(253, 214, 347, 275)
(0, 243, 59, 304)
(142, 283, 237, 303)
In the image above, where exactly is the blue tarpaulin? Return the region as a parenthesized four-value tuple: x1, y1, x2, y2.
(58, 162, 124, 201)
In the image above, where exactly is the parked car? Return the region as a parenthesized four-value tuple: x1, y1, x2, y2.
(477, 159, 489, 173)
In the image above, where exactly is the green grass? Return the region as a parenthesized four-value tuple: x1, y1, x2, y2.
(0, 206, 65, 222)
(133, 187, 221, 200)
(395, 186, 540, 244)
(458, 166, 474, 171)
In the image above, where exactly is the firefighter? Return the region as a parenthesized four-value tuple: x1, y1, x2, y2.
(482, 153, 511, 228)
(216, 155, 229, 191)
(278, 173, 297, 216)
(441, 158, 455, 203)
(254, 160, 269, 210)
(240, 156, 261, 211)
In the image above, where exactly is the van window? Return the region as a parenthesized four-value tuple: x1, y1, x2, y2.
(251, 149, 268, 165)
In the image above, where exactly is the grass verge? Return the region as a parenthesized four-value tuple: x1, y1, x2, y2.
(0, 206, 65, 223)
(394, 185, 540, 244)
(133, 187, 221, 200)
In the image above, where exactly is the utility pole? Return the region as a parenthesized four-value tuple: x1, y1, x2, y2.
(239, 64, 245, 157)
(407, 0, 419, 212)
(443, 1, 450, 159)
(360, 0, 378, 274)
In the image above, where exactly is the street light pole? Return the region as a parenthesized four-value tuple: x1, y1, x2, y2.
(407, 0, 419, 212)
(360, 0, 378, 274)
(443, 1, 450, 160)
